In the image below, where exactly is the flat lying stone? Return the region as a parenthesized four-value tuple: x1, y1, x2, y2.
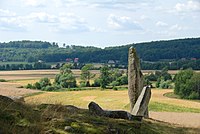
(88, 101, 143, 121)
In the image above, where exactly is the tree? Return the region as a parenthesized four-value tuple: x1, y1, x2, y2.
(54, 63, 77, 88)
(185, 73, 200, 99)
(99, 65, 110, 89)
(80, 64, 95, 87)
(39, 77, 51, 89)
(174, 69, 193, 96)
(174, 69, 200, 99)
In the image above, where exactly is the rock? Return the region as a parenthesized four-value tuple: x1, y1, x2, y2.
(131, 86, 151, 118)
(88, 101, 105, 116)
(8, 96, 25, 103)
(128, 47, 144, 112)
(0, 95, 14, 103)
(0, 95, 25, 104)
(88, 101, 143, 121)
(64, 126, 73, 131)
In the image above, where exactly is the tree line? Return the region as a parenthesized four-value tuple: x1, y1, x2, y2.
(1, 38, 200, 70)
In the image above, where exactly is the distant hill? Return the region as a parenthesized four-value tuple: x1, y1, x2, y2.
(0, 37, 200, 66)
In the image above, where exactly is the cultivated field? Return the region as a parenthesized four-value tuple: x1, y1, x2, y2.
(0, 69, 200, 128)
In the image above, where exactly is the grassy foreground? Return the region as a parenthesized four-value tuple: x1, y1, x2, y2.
(0, 95, 199, 134)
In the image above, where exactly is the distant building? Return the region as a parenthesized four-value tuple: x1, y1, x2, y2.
(38, 60, 43, 63)
(191, 58, 197, 60)
(181, 58, 186, 61)
(74, 58, 79, 63)
(66, 58, 72, 62)
(108, 60, 115, 64)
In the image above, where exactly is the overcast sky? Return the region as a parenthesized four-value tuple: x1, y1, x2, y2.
(0, 0, 199, 47)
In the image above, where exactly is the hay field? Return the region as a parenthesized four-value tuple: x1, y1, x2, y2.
(25, 89, 200, 111)
(0, 70, 59, 80)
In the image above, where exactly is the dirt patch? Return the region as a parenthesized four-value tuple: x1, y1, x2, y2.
(81, 96, 97, 101)
(0, 82, 39, 97)
(150, 111, 200, 128)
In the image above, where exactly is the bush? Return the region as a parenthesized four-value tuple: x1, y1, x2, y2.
(117, 75, 128, 85)
(188, 92, 199, 100)
(159, 80, 171, 89)
(92, 78, 101, 87)
(174, 69, 200, 100)
(0, 79, 7, 82)
(110, 81, 120, 87)
(34, 82, 41, 89)
(39, 77, 51, 88)
(79, 81, 86, 87)
(26, 84, 33, 89)
(113, 86, 118, 91)
(43, 85, 55, 91)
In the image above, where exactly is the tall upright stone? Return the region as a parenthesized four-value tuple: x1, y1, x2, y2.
(128, 47, 144, 113)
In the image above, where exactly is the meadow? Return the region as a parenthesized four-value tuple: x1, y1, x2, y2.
(1, 69, 199, 112)
(0, 69, 200, 129)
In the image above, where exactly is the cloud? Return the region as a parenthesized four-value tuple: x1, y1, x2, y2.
(107, 14, 142, 31)
(21, 0, 47, 7)
(28, 12, 57, 23)
(156, 21, 168, 27)
(175, 0, 200, 12)
(170, 24, 185, 31)
(50, 13, 92, 33)
(0, 9, 16, 17)
(0, 9, 98, 33)
(0, 17, 27, 32)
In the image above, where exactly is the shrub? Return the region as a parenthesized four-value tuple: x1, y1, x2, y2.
(92, 78, 101, 87)
(34, 82, 41, 89)
(188, 92, 199, 100)
(113, 86, 118, 91)
(80, 81, 86, 87)
(43, 85, 55, 91)
(110, 81, 120, 87)
(39, 77, 51, 88)
(117, 75, 128, 85)
(0, 79, 7, 82)
(174, 69, 200, 100)
(26, 84, 33, 89)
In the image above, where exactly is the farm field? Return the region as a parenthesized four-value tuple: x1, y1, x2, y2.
(0, 69, 200, 129)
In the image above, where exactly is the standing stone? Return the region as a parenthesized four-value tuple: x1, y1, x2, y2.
(131, 86, 151, 117)
(128, 47, 144, 113)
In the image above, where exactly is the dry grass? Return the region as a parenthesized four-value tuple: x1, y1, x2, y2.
(0, 82, 39, 97)
(25, 89, 200, 111)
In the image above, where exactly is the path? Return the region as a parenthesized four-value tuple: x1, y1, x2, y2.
(0, 82, 39, 97)
(150, 111, 200, 128)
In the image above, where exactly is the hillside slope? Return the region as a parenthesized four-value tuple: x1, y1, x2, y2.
(0, 95, 200, 134)
(0, 38, 200, 64)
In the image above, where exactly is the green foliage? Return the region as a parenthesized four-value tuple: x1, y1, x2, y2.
(0, 79, 7, 82)
(33, 82, 41, 89)
(116, 75, 128, 85)
(1, 38, 200, 70)
(174, 69, 200, 99)
(99, 65, 110, 89)
(27, 64, 77, 91)
(39, 77, 51, 88)
(53, 64, 77, 88)
(26, 84, 33, 89)
(92, 78, 101, 87)
(146, 68, 172, 88)
(109, 81, 120, 87)
(80, 64, 95, 87)
(174, 69, 193, 96)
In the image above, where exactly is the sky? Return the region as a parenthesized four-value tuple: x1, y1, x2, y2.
(0, 0, 199, 48)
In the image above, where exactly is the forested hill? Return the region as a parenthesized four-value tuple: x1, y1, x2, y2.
(0, 38, 200, 64)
